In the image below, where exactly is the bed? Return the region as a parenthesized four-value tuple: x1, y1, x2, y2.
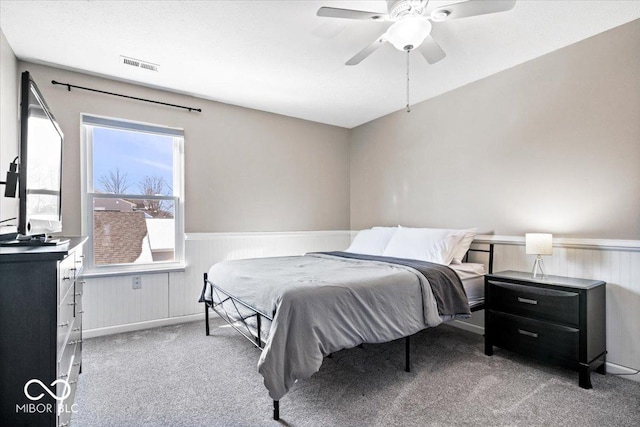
(199, 226, 493, 420)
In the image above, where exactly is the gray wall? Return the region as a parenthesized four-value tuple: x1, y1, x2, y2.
(0, 29, 18, 230)
(3, 19, 639, 240)
(350, 20, 640, 240)
(12, 62, 351, 235)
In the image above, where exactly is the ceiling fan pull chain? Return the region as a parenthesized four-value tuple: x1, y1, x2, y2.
(406, 49, 411, 113)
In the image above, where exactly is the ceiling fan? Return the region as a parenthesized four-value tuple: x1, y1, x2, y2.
(317, 0, 517, 66)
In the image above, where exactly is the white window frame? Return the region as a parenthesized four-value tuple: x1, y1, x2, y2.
(80, 114, 185, 276)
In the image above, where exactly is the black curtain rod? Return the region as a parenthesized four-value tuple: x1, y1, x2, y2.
(51, 80, 202, 113)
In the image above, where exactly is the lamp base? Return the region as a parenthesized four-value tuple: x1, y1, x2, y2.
(531, 255, 546, 279)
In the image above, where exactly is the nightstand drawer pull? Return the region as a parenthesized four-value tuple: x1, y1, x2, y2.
(517, 297, 538, 305)
(518, 329, 538, 338)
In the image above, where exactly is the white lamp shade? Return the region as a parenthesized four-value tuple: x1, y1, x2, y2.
(525, 233, 553, 255)
(386, 15, 432, 51)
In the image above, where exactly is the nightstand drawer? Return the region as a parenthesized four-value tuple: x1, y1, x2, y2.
(488, 280, 579, 326)
(490, 311, 579, 361)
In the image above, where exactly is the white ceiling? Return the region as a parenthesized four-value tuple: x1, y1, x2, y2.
(1, 1, 639, 129)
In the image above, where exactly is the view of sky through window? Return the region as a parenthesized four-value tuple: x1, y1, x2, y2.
(92, 127, 173, 195)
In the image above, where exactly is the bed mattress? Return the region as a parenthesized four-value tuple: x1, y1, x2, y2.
(450, 262, 486, 308)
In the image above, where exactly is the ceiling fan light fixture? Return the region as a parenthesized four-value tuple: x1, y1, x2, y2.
(431, 9, 451, 22)
(388, 0, 428, 20)
(386, 15, 432, 51)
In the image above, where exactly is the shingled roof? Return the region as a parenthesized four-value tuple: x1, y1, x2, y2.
(94, 211, 150, 265)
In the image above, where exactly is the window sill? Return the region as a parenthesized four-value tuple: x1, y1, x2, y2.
(83, 263, 186, 279)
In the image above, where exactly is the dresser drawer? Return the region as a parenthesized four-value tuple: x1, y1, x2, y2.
(57, 328, 75, 382)
(57, 287, 76, 355)
(58, 344, 81, 427)
(58, 254, 75, 304)
(488, 280, 579, 326)
(489, 310, 579, 362)
(74, 277, 84, 317)
(73, 245, 85, 278)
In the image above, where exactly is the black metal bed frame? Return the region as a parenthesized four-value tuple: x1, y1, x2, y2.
(203, 244, 494, 421)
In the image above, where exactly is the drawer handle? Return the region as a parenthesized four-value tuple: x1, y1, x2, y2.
(68, 339, 83, 345)
(68, 380, 77, 385)
(517, 297, 538, 305)
(79, 280, 86, 285)
(58, 373, 68, 379)
(73, 362, 81, 367)
(70, 267, 77, 271)
(63, 276, 70, 281)
(77, 310, 85, 314)
(60, 423, 70, 427)
(72, 327, 81, 332)
(75, 292, 83, 296)
(68, 301, 77, 306)
(518, 329, 538, 338)
(76, 259, 83, 264)
(58, 321, 69, 328)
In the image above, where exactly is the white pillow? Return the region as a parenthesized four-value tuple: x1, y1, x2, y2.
(345, 227, 397, 256)
(382, 227, 464, 265)
(451, 228, 477, 264)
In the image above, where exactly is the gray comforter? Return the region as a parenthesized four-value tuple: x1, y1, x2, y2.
(202, 252, 470, 401)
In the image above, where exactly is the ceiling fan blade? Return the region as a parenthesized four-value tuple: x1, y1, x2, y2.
(317, 7, 389, 21)
(346, 35, 388, 66)
(431, 0, 516, 21)
(418, 35, 446, 64)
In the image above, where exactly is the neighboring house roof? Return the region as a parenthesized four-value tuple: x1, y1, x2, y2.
(94, 211, 150, 265)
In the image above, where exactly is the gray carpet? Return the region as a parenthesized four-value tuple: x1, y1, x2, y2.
(73, 318, 640, 426)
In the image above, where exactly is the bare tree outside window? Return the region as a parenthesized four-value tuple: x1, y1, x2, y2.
(98, 168, 131, 194)
(138, 176, 173, 218)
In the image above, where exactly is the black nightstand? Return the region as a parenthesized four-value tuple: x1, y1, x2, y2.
(484, 270, 606, 388)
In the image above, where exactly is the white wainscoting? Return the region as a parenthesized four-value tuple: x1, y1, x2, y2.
(82, 231, 639, 381)
(82, 230, 352, 336)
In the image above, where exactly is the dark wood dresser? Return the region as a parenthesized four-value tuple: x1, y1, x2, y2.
(0, 237, 86, 426)
(484, 270, 606, 388)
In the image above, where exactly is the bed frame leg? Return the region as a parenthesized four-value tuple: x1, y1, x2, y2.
(204, 273, 210, 336)
(205, 304, 210, 336)
(405, 336, 411, 372)
(273, 400, 279, 420)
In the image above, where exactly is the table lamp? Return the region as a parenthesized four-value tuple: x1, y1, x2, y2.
(525, 233, 553, 278)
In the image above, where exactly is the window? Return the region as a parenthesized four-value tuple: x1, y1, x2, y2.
(81, 115, 184, 273)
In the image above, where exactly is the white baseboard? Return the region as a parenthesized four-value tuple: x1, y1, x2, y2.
(83, 313, 204, 339)
(605, 362, 640, 382)
(450, 319, 484, 335)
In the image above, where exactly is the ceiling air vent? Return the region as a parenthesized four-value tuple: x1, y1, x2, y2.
(121, 56, 159, 72)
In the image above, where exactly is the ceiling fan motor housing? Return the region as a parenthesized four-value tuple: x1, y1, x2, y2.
(387, 0, 429, 19)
